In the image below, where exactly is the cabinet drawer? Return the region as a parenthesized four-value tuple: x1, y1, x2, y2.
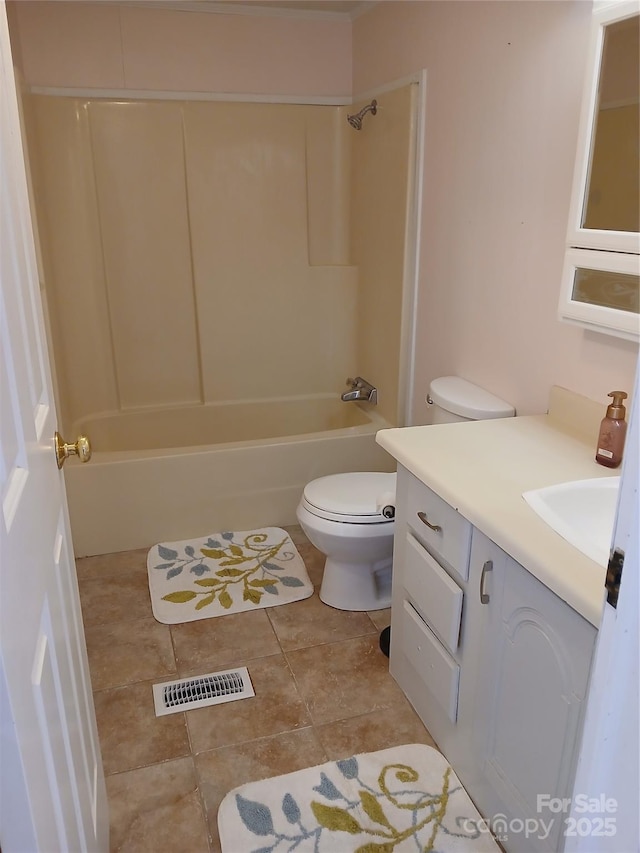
(401, 599, 460, 723)
(404, 533, 463, 654)
(406, 474, 471, 581)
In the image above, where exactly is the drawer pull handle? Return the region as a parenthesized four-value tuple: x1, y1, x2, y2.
(480, 560, 493, 604)
(417, 511, 442, 533)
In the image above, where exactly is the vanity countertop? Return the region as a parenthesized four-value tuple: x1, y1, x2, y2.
(376, 410, 612, 627)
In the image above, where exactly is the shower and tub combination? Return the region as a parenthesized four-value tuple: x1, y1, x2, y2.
(24, 86, 417, 557)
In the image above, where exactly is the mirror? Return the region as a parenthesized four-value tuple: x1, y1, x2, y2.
(572, 268, 638, 313)
(560, 3, 640, 340)
(581, 15, 639, 234)
(561, 249, 639, 340)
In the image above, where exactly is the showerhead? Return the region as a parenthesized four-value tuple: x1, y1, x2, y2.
(347, 99, 377, 131)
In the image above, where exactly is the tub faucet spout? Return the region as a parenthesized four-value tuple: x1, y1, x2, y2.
(341, 377, 377, 405)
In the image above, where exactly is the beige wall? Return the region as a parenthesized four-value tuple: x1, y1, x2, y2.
(354, 1, 638, 420)
(9, 1, 351, 96)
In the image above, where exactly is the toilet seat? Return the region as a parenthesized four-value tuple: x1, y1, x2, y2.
(302, 472, 396, 524)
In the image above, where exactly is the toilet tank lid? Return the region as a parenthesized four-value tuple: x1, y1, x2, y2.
(429, 376, 515, 420)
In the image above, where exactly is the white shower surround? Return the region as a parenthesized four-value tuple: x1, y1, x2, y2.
(29, 78, 423, 558)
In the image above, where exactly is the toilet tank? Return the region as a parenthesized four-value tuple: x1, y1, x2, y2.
(427, 376, 515, 424)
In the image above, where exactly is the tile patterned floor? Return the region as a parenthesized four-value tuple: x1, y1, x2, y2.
(76, 525, 437, 852)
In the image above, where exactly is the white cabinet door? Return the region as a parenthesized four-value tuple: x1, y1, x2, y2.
(461, 531, 596, 853)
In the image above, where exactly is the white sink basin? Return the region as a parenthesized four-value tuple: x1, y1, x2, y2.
(523, 477, 620, 566)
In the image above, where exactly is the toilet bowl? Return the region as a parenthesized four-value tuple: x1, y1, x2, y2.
(296, 471, 396, 611)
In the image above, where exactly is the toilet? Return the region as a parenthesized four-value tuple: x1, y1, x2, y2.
(297, 376, 515, 612)
(297, 471, 397, 611)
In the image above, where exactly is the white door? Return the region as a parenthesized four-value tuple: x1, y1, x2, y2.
(566, 357, 639, 853)
(0, 4, 108, 850)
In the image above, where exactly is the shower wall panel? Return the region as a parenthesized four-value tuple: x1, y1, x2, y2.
(350, 84, 414, 426)
(90, 101, 201, 409)
(184, 102, 356, 402)
(306, 106, 351, 267)
(27, 96, 118, 431)
(26, 97, 357, 428)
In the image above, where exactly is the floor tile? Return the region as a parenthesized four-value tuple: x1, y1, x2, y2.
(79, 535, 442, 851)
(186, 653, 310, 754)
(106, 756, 210, 852)
(196, 728, 327, 850)
(76, 548, 149, 582)
(79, 572, 153, 627)
(281, 524, 308, 547)
(171, 609, 281, 675)
(85, 617, 176, 692)
(294, 541, 325, 589)
(94, 681, 191, 775)
(285, 635, 407, 726)
(368, 607, 392, 631)
(315, 701, 437, 761)
(267, 591, 376, 651)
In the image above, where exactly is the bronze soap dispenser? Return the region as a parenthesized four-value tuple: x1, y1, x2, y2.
(595, 391, 628, 469)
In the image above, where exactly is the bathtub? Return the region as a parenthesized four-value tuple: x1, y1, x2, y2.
(64, 396, 395, 556)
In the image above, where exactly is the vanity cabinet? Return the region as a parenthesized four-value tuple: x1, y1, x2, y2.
(458, 530, 597, 853)
(389, 465, 598, 853)
(389, 467, 472, 763)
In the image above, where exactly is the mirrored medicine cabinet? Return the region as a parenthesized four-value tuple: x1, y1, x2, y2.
(560, 1, 640, 341)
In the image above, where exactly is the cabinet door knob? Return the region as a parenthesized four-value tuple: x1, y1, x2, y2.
(480, 560, 493, 604)
(417, 511, 442, 533)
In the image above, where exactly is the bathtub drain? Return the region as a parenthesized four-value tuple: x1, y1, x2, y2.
(152, 667, 255, 716)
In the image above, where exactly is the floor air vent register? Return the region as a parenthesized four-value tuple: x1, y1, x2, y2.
(152, 667, 255, 717)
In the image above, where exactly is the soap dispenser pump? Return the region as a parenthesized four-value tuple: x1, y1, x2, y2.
(595, 391, 628, 468)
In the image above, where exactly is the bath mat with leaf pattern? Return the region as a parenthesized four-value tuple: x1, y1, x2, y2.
(147, 527, 313, 624)
(217, 743, 501, 852)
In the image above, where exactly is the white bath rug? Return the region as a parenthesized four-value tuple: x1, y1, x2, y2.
(217, 743, 501, 852)
(147, 527, 313, 625)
